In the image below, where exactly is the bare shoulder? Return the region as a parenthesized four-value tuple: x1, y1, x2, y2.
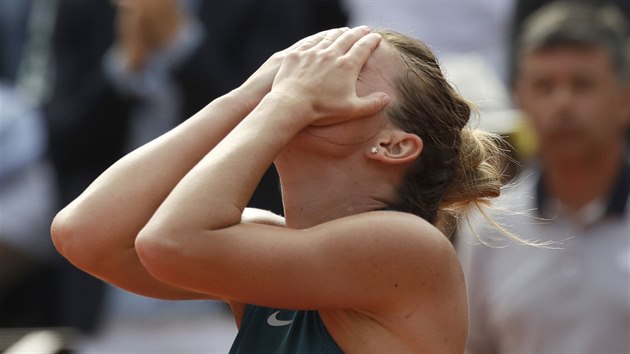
(311, 210, 463, 305)
(337, 209, 450, 241)
(318, 211, 468, 353)
(321, 210, 458, 268)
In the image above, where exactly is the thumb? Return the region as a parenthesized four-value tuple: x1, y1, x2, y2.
(354, 92, 390, 118)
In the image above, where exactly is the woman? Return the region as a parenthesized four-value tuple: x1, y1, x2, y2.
(51, 27, 503, 353)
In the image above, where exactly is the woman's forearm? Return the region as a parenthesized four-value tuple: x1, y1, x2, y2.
(141, 92, 306, 235)
(51, 88, 258, 274)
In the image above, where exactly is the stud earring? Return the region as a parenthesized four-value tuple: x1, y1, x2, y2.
(370, 146, 378, 154)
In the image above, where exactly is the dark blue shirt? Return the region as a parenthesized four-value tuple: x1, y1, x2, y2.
(229, 305, 343, 354)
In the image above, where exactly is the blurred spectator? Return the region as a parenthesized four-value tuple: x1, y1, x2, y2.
(509, 0, 630, 86)
(0, 0, 59, 337)
(457, 2, 630, 353)
(0, 83, 57, 331)
(0, 0, 30, 82)
(40, 0, 347, 351)
(509, 0, 630, 148)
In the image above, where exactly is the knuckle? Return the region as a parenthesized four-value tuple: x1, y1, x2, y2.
(270, 51, 284, 61)
(336, 57, 355, 70)
(284, 51, 301, 61)
(319, 50, 336, 61)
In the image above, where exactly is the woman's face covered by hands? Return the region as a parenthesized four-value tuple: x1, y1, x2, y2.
(275, 28, 404, 152)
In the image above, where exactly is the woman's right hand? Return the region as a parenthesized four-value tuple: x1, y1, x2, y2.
(267, 26, 389, 127)
(235, 28, 350, 113)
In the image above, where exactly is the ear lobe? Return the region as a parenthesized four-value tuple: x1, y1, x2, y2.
(368, 132, 423, 164)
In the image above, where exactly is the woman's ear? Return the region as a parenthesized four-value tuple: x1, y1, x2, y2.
(366, 131, 423, 164)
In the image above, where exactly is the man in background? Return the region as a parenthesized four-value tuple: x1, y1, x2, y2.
(457, 2, 630, 353)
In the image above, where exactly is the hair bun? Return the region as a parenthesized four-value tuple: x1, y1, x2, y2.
(440, 127, 505, 211)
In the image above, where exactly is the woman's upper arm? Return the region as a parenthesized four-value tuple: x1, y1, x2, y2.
(51, 207, 285, 301)
(51, 205, 216, 301)
(135, 211, 456, 312)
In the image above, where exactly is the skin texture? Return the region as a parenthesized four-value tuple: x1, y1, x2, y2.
(514, 45, 630, 211)
(51, 27, 467, 353)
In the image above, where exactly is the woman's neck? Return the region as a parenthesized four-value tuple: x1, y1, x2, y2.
(276, 156, 394, 229)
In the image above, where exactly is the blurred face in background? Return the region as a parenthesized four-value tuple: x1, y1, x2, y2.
(514, 45, 630, 165)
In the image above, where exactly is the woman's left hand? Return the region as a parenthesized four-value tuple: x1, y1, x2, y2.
(270, 26, 390, 127)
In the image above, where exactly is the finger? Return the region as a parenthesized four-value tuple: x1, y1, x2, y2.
(353, 92, 391, 118)
(311, 27, 349, 50)
(294, 28, 346, 51)
(276, 30, 328, 55)
(328, 25, 372, 54)
(283, 30, 328, 53)
(342, 32, 383, 73)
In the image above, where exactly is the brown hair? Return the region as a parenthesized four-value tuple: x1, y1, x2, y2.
(516, 1, 630, 83)
(376, 29, 505, 226)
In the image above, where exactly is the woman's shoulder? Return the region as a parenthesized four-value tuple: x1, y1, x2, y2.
(320, 210, 467, 351)
(316, 209, 462, 292)
(338, 209, 455, 253)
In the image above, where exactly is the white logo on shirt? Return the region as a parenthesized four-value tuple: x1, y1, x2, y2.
(267, 311, 293, 327)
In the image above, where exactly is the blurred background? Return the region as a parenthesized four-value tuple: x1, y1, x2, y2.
(1, 0, 628, 353)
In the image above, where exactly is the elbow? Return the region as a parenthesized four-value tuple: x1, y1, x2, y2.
(136, 222, 215, 289)
(135, 226, 181, 285)
(50, 207, 89, 267)
(51, 205, 120, 274)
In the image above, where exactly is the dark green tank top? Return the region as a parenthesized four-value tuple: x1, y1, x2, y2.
(229, 305, 344, 353)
